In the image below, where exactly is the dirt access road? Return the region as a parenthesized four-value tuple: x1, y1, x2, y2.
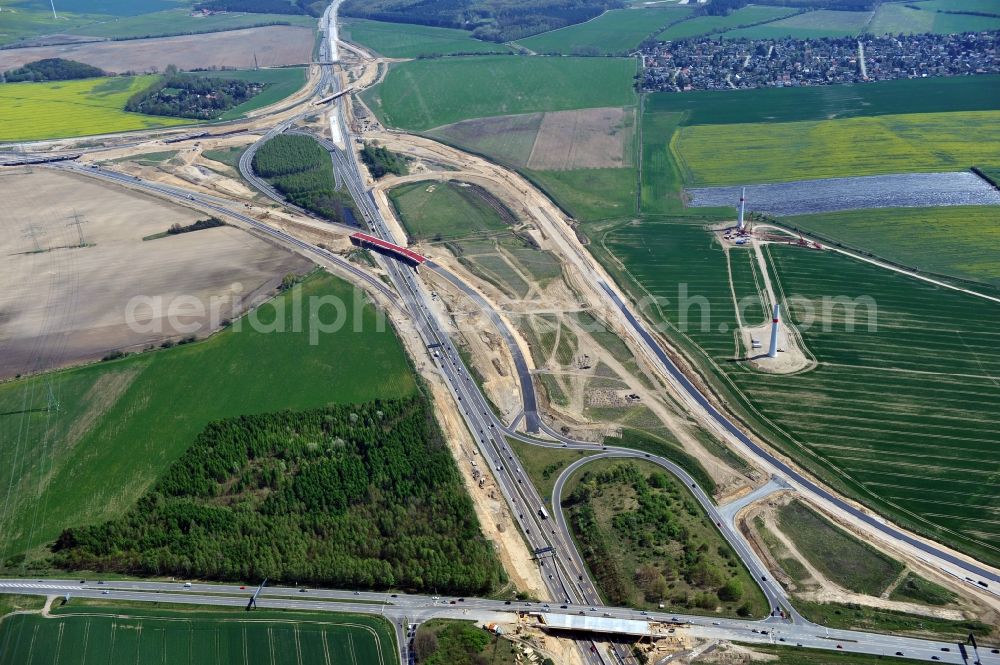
(336, 45, 1000, 610)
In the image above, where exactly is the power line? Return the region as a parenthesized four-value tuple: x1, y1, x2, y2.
(21, 224, 44, 253)
(65, 210, 88, 247)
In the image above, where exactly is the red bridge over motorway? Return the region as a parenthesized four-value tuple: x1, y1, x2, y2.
(350, 232, 426, 267)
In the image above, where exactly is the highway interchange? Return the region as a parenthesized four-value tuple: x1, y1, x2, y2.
(1, 2, 998, 663)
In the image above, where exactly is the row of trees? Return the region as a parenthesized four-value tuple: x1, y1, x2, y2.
(341, 0, 627, 43)
(167, 217, 226, 235)
(564, 463, 756, 616)
(252, 134, 357, 224)
(195, 0, 318, 16)
(126, 70, 263, 119)
(3, 58, 104, 83)
(702, 0, 875, 15)
(53, 398, 507, 594)
(360, 142, 408, 179)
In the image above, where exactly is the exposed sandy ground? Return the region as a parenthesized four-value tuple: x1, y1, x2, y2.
(338, 63, 1000, 615)
(0, 168, 312, 378)
(695, 643, 779, 663)
(527, 107, 633, 171)
(109, 140, 548, 598)
(718, 232, 812, 374)
(0, 26, 313, 73)
(360, 134, 756, 496)
(430, 378, 547, 599)
(738, 495, 991, 622)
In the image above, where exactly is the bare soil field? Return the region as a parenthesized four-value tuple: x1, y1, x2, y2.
(527, 106, 634, 171)
(429, 113, 544, 168)
(428, 106, 635, 172)
(0, 26, 314, 74)
(0, 168, 312, 379)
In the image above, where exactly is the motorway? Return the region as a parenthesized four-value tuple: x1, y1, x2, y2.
(0, 579, 996, 665)
(597, 282, 1000, 589)
(1, 2, 997, 663)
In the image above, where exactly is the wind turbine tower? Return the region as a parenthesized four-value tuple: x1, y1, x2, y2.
(49, 0, 58, 20)
(768, 303, 780, 358)
(737, 187, 747, 233)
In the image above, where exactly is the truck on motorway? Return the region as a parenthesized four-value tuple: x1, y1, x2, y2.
(538, 507, 549, 519)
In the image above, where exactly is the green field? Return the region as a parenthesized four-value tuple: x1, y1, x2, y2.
(889, 573, 956, 606)
(778, 206, 1000, 287)
(563, 459, 767, 617)
(656, 5, 799, 41)
(516, 6, 693, 55)
(645, 75, 1000, 126)
(17, 0, 177, 16)
(915, 0, 1000, 12)
(0, 272, 417, 566)
(414, 620, 519, 665)
(64, 9, 316, 39)
(0, 0, 245, 46)
(0, 604, 395, 665)
(0, 76, 188, 141)
(794, 600, 993, 640)
(341, 18, 513, 58)
(507, 438, 596, 502)
(389, 180, 511, 241)
(673, 110, 1000, 185)
(602, 217, 1000, 565)
(199, 67, 307, 120)
(202, 146, 245, 170)
(527, 167, 638, 221)
(867, 1, 1000, 35)
(362, 55, 638, 131)
(748, 644, 950, 664)
(0, 595, 44, 618)
(777, 501, 903, 595)
(0, 6, 98, 45)
(0, 0, 143, 46)
(444, 234, 564, 299)
(720, 9, 873, 39)
(429, 112, 544, 168)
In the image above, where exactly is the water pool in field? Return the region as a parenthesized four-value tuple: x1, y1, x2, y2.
(685, 171, 1000, 215)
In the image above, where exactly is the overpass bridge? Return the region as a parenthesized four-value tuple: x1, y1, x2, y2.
(350, 232, 427, 268)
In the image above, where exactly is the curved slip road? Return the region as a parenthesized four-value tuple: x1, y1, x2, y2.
(598, 280, 1000, 588)
(549, 451, 795, 620)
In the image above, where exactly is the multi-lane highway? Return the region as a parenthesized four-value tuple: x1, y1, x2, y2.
(3, 2, 997, 663)
(1, 579, 996, 665)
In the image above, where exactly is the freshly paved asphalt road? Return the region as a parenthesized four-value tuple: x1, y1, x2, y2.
(4, 4, 994, 663)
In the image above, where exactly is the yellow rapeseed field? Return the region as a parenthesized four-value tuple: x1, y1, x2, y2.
(0, 75, 188, 141)
(673, 110, 1000, 186)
